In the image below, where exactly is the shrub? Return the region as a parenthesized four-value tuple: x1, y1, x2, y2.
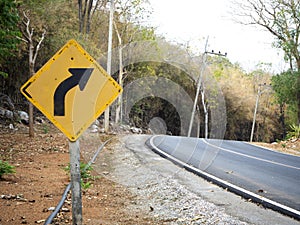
(287, 124, 300, 139)
(0, 160, 15, 179)
(64, 162, 96, 189)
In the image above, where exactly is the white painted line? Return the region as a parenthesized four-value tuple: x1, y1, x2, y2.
(202, 139, 300, 170)
(148, 135, 300, 220)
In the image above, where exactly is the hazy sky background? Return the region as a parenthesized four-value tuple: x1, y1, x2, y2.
(146, 0, 288, 73)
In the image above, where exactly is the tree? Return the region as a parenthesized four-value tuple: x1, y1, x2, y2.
(78, 0, 108, 34)
(232, 0, 300, 124)
(112, 0, 154, 124)
(272, 71, 298, 107)
(113, 21, 124, 124)
(272, 70, 298, 127)
(0, 0, 21, 78)
(18, 11, 46, 137)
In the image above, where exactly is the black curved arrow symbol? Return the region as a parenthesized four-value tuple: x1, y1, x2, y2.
(54, 68, 94, 116)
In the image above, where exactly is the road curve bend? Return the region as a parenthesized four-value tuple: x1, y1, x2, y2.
(146, 135, 300, 220)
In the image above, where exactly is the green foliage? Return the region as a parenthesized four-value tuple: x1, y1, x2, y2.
(271, 71, 298, 106)
(0, 0, 21, 78)
(0, 0, 21, 59)
(42, 124, 49, 134)
(272, 70, 299, 124)
(64, 162, 96, 189)
(79, 162, 93, 179)
(0, 160, 15, 179)
(209, 56, 232, 80)
(81, 181, 92, 190)
(287, 124, 300, 139)
(0, 71, 8, 78)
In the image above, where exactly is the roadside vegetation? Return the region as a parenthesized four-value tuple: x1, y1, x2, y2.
(0, 160, 15, 179)
(0, 0, 299, 143)
(287, 124, 300, 139)
(64, 162, 99, 190)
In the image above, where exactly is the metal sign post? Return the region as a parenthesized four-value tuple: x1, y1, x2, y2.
(69, 140, 82, 225)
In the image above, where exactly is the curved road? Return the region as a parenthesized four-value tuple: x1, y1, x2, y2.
(147, 135, 300, 219)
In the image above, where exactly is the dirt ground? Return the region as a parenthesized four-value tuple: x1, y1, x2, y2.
(0, 123, 159, 225)
(0, 123, 299, 225)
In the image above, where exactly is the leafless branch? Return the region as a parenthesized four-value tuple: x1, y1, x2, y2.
(113, 21, 122, 44)
(32, 29, 46, 64)
(22, 11, 34, 42)
(92, 0, 108, 18)
(16, 36, 28, 43)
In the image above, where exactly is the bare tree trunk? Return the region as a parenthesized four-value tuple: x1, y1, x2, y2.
(115, 47, 123, 124)
(196, 106, 200, 138)
(79, 0, 101, 35)
(86, 0, 93, 34)
(114, 21, 123, 124)
(18, 12, 46, 138)
(82, 0, 88, 33)
(78, 0, 83, 33)
(201, 89, 208, 139)
(28, 37, 35, 137)
(28, 103, 34, 137)
(78, 0, 89, 33)
(297, 75, 300, 126)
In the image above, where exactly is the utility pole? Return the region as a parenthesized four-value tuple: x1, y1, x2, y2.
(104, 0, 114, 132)
(187, 37, 209, 137)
(250, 83, 271, 142)
(187, 37, 227, 137)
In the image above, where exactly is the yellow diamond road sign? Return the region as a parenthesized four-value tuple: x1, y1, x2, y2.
(20, 39, 122, 141)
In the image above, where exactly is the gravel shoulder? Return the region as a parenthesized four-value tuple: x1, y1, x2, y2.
(90, 134, 300, 225)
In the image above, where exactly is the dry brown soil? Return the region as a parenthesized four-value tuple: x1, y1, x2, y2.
(0, 124, 159, 225)
(253, 139, 300, 156)
(0, 123, 299, 224)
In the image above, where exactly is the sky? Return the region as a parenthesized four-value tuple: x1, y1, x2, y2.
(146, 0, 288, 73)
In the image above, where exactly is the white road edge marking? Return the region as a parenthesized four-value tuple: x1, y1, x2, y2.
(149, 135, 300, 219)
(202, 139, 300, 170)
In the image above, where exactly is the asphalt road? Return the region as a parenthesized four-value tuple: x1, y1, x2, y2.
(147, 135, 300, 218)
